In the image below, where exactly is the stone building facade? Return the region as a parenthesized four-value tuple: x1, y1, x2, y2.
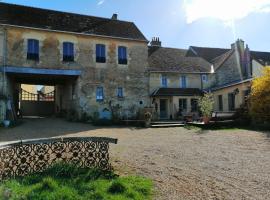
(0, 3, 149, 120)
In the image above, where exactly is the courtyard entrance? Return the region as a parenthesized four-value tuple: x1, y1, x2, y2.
(2, 66, 81, 119)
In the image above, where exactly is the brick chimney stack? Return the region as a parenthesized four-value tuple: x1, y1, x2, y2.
(150, 37, 162, 47)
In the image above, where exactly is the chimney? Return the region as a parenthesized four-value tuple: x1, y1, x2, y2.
(111, 13, 118, 20)
(231, 39, 244, 52)
(150, 37, 162, 47)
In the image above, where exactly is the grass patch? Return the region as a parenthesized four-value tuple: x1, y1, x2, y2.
(0, 163, 153, 200)
(184, 121, 270, 132)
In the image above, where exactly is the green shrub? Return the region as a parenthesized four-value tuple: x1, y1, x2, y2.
(198, 93, 214, 117)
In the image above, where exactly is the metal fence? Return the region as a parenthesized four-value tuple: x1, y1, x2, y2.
(0, 137, 118, 180)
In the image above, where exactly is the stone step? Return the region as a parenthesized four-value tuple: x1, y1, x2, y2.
(150, 123, 184, 128)
(151, 121, 185, 125)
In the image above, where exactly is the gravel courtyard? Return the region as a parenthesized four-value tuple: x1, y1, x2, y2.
(0, 118, 269, 200)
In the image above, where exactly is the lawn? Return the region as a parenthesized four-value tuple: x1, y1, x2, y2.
(0, 163, 153, 200)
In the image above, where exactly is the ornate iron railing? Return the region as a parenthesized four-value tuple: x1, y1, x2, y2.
(0, 137, 118, 180)
(21, 89, 55, 102)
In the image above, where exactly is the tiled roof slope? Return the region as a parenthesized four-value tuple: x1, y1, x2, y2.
(188, 46, 231, 62)
(148, 47, 212, 73)
(250, 51, 270, 65)
(0, 2, 147, 41)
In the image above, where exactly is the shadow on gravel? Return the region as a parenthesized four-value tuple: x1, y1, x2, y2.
(0, 117, 145, 143)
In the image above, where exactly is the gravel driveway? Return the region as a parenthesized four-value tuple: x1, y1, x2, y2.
(0, 118, 269, 200)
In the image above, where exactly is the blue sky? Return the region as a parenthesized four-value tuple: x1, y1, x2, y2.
(3, 0, 270, 51)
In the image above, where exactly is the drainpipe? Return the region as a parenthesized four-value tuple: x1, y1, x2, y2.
(1, 26, 7, 96)
(2, 26, 7, 121)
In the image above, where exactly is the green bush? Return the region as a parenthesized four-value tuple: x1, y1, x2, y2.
(198, 93, 214, 117)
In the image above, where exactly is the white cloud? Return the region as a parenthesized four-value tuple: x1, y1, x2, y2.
(184, 0, 270, 24)
(97, 0, 105, 6)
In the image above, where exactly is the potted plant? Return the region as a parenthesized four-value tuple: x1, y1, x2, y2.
(144, 112, 152, 128)
(198, 93, 214, 124)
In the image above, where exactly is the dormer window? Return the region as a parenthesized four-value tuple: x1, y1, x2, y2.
(63, 42, 74, 62)
(27, 39, 39, 61)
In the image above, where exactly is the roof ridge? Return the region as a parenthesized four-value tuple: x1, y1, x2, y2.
(0, 2, 133, 24)
(190, 45, 230, 50)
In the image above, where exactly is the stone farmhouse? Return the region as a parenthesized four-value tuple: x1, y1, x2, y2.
(0, 3, 269, 122)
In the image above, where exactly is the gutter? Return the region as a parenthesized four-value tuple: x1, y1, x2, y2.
(209, 78, 253, 92)
(149, 70, 214, 74)
(0, 23, 149, 43)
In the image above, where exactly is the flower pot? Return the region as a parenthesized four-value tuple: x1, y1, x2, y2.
(3, 120, 10, 128)
(203, 116, 210, 124)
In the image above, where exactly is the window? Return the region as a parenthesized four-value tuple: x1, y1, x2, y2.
(228, 93, 235, 111)
(117, 87, 124, 98)
(27, 39, 39, 60)
(179, 99, 187, 111)
(63, 42, 74, 62)
(96, 87, 104, 101)
(180, 76, 187, 88)
(218, 95, 223, 111)
(202, 74, 208, 82)
(191, 99, 198, 112)
(161, 75, 168, 87)
(118, 46, 127, 65)
(96, 44, 106, 63)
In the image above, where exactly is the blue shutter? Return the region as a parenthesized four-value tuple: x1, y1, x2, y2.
(63, 42, 74, 61)
(27, 39, 39, 60)
(161, 76, 167, 87)
(96, 44, 106, 63)
(118, 46, 127, 64)
(117, 87, 123, 97)
(181, 76, 186, 88)
(96, 87, 104, 101)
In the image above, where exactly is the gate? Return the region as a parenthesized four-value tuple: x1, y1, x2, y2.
(20, 89, 55, 117)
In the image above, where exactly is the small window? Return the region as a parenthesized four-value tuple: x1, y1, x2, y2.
(63, 42, 74, 62)
(96, 44, 106, 63)
(228, 93, 235, 111)
(180, 76, 187, 88)
(191, 99, 198, 112)
(118, 46, 127, 65)
(96, 87, 104, 101)
(161, 75, 168, 88)
(218, 95, 223, 111)
(27, 39, 39, 60)
(117, 87, 124, 98)
(202, 74, 208, 82)
(179, 99, 187, 112)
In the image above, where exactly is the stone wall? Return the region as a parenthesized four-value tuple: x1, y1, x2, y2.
(215, 52, 243, 87)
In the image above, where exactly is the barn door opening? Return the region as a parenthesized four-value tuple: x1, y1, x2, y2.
(19, 85, 55, 117)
